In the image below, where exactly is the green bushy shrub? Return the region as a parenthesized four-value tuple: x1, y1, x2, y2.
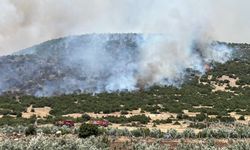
(78, 123, 99, 138)
(25, 125, 36, 136)
(238, 115, 245, 120)
(182, 129, 196, 138)
(82, 114, 91, 122)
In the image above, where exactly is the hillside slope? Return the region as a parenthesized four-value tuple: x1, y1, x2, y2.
(0, 33, 233, 96)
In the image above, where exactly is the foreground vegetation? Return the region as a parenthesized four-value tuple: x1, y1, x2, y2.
(1, 131, 250, 150)
(1, 124, 250, 150)
(1, 135, 250, 150)
(2, 124, 250, 140)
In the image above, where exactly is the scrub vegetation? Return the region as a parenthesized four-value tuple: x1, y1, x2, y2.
(0, 43, 249, 149)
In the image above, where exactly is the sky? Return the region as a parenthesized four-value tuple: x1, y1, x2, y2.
(0, 0, 250, 55)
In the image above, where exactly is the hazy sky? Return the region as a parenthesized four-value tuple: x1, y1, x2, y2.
(0, 0, 250, 55)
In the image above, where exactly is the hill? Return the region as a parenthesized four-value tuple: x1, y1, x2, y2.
(0, 33, 234, 96)
(0, 34, 141, 96)
(0, 39, 249, 128)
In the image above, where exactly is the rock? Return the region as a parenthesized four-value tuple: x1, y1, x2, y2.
(56, 131, 62, 137)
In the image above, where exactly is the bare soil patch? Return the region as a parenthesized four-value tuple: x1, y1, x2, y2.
(22, 105, 51, 118)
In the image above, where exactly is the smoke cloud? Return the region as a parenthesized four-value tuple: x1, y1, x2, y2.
(0, 0, 250, 55)
(0, 0, 244, 96)
(0, 34, 232, 96)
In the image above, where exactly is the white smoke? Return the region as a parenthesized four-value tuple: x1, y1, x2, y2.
(0, 0, 249, 55)
(0, 0, 239, 96)
(0, 33, 232, 96)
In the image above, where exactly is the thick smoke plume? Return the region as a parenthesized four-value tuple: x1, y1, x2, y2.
(0, 0, 250, 55)
(0, 0, 240, 96)
(0, 34, 232, 96)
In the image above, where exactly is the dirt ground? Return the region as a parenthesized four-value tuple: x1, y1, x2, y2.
(22, 105, 51, 118)
(212, 75, 239, 92)
(60, 107, 250, 132)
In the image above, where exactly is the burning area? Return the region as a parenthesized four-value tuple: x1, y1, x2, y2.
(0, 34, 232, 96)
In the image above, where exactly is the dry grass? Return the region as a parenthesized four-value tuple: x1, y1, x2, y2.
(212, 75, 239, 92)
(22, 105, 51, 118)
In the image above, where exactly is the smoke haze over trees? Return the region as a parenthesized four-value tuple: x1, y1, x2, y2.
(0, 34, 232, 96)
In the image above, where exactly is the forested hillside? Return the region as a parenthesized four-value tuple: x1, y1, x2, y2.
(0, 42, 249, 126)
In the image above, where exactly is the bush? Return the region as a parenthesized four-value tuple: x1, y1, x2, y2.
(103, 115, 151, 124)
(176, 113, 189, 120)
(189, 122, 207, 129)
(182, 129, 196, 138)
(238, 115, 245, 120)
(41, 127, 53, 134)
(129, 115, 151, 124)
(173, 121, 181, 125)
(82, 114, 91, 122)
(60, 125, 73, 135)
(150, 129, 163, 138)
(131, 129, 143, 137)
(16, 112, 22, 118)
(121, 110, 129, 115)
(25, 125, 36, 136)
(195, 113, 207, 122)
(166, 129, 178, 139)
(130, 128, 150, 137)
(78, 123, 99, 138)
(217, 116, 236, 123)
(153, 118, 172, 124)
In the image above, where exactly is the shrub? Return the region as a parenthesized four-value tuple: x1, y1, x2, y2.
(173, 121, 181, 125)
(78, 123, 99, 138)
(104, 115, 151, 124)
(16, 112, 22, 118)
(216, 116, 236, 123)
(59, 125, 73, 135)
(195, 113, 207, 122)
(82, 114, 91, 122)
(150, 129, 163, 138)
(153, 118, 172, 124)
(166, 129, 178, 139)
(176, 113, 183, 120)
(140, 128, 150, 137)
(189, 122, 207, 129)
(182, 129, 196, 138)
(198, 128, 214, 138)
(235, 126, 250, 138)
(131, 128, 150, 137)
(41, 127, 53, 134)
(25, 125, 37, 136)
(131, 129, 143, 137)
(176, 113, 189, 120)
(121, 110, 129, 115)
(238, 115, 245, 120)
(103, 116, 127, 124)
(129, 115, 151, 124)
